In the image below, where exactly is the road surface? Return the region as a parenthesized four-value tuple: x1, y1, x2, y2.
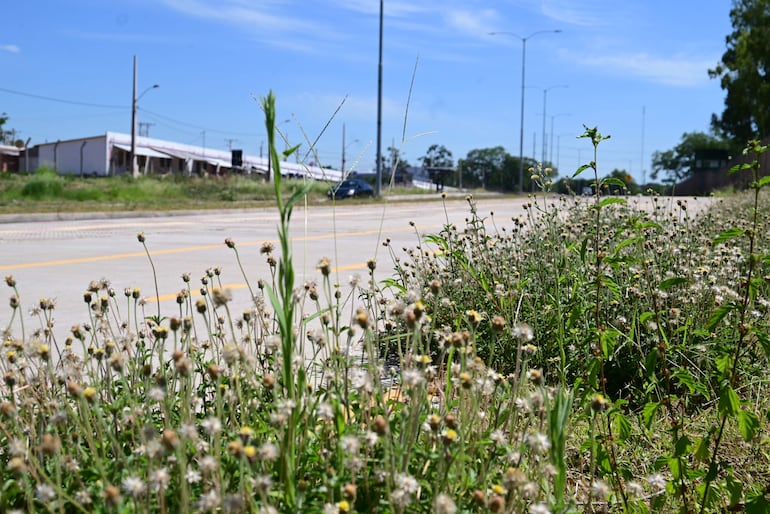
(0, 195, 533, 342)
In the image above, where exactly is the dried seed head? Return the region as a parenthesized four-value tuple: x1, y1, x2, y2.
(40, 433, 61, 456)
(355, 308, 369, 329)
(136, 232, 146, 243)
(491, 315, 506, 332)
(161, 429, 180, 451)
(103, 485, 121, 506)
(4, 275, 15, 287)
(373, 415, 388, 436)
(318, 257, 332, 276)
(529, 369, 543, 386)
(343, 483, 357, 501)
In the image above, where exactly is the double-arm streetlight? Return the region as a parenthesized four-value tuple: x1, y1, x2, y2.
(489, 29, 561, 193)
(130, 55, 159, 178)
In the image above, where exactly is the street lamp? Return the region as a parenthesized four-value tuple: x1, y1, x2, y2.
(489, 29, 561, 193)
(539, 85, 568, 166)
(550, 113, 571, 165)
(341, 123, 359, 176)
(130, 55, 159, 178)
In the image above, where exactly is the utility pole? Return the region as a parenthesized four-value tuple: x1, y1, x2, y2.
(138, 122, 155, 137)
(225, 138, 238, 150)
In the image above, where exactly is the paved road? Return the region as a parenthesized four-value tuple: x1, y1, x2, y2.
(0, 195, 532, 341)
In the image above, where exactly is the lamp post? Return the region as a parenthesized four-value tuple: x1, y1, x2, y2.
(130, 55, 159, 178)
(539, 85, 568, 166)
(550, 113, 571, 165)
(341, 123, 359, 176)
(489, 30, 561, 193)
(375, 0, 384, 197)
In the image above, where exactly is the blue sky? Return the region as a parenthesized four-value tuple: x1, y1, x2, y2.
(1, 0, 732, 182)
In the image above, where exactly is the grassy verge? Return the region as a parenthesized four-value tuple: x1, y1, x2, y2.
(1, 103, 769, 513)
(0, 169, 440, 215)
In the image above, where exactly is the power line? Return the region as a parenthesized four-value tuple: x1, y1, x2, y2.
(0, 86, 126, 109)
(140, 108, 259, 137)
(1, 85, 260, 139)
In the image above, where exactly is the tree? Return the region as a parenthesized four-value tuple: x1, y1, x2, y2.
(0, 113, 9, 145)
(650, 131, 734, 183)
(419, 144, 454, 168)
(457, 147, 522, 191)
(377, 146, 411, 184)
(709, 0, 770, 144)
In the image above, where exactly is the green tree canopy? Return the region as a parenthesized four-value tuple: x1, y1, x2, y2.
(419, 144, 454, 169)
(650, 131, 734, 183)
(709, 0, 770, 143)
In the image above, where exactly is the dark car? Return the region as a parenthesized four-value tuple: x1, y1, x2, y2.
(327, 178, 374, 199)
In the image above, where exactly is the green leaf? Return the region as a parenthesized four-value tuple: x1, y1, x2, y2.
(598, 197, 626, 208)
(579, 236, 589, 264)
(756, 331, 770, 360)
(745, 493, 770, 514)
(640, 311, 655, 324)
(612, 412, 632, 442)
(713, 227, 745, 246)
(642, 401, 660, 428)
(672, 369, 707, 395)
(757, 175, 770, 188)
(715, 354, 732, 377)
(659, 277, 687, 290)
(728, 162, 753, 175)
(737, 409, 760, 441)
(694, 436, 710, 462)
(674, 435, 691, 457)
(718, 385, 740, 417)
(708, 302, 736, 331)
(572, 163, 592, 178)
(602, 177, 627, 188)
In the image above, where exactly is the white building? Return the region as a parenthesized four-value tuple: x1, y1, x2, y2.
(24, 132, 343, 181)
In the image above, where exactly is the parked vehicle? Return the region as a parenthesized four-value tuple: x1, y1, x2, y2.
(327, 178, 374, 199)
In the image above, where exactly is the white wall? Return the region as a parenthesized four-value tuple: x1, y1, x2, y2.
(38, 136, 109, 176)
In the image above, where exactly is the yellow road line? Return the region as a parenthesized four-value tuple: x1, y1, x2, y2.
(0, 227, 410, 271)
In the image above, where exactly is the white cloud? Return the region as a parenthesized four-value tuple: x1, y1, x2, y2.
(0, 44, 20, 53)
(443, 8, 499, 37)
(576, 51, 714, 87)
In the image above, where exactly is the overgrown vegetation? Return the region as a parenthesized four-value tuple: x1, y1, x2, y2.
(0, 168, 420, 214)
(1, 99, 769, 513)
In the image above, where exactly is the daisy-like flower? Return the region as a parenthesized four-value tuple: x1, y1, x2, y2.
(402, 368, 424, 387)
(258, 442, 279, 462)
(35, 483, 56, 504)
(340, 435, 360, 455)
(201, 416, 222, 436)
(529, 502, 551, 514)
(526, 432, 551, 453)
(122, 476, 146, 498)
(197, 490, 220, 512)
(199, 455, 218, 473)
(433, 493, 457, 514)
(149, 467, 170, 491)
(648, 473, 667, 491)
